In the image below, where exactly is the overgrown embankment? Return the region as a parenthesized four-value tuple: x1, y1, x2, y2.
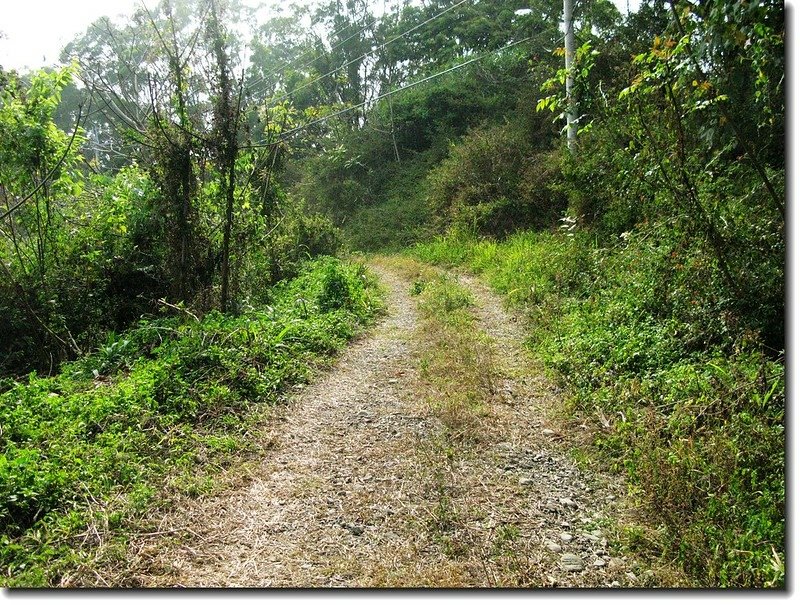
(0, 257, 382, 587)
(412, 231, 784, 588)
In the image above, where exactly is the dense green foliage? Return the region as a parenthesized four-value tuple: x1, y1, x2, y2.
(288, 46, 563, 250)
(0, 257, 382, 586)
(427, 127, 565, 235)
(0, 64, 341, 377)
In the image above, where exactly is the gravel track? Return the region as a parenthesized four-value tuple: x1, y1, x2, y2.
(121, 260, 653, 587)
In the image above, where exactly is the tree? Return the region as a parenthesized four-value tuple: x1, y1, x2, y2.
(207, 0, 245, 312)
(63, 0, 250, 308)
(0, 66, 86, 365)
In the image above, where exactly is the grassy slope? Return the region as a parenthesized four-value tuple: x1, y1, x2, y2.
(411, 231, 784, 588)
(0, 257, 383, 587)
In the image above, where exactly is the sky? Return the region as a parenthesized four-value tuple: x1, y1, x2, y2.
(0, 0, 643, 72)
(0, 0, 143, 70)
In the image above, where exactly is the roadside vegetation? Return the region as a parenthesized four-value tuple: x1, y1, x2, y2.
(0, 258, 382, 586)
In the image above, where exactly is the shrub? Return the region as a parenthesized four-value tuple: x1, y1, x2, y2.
(426, 124, 566, 236)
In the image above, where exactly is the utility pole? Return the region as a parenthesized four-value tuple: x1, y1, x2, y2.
(563, 0, 577, 153)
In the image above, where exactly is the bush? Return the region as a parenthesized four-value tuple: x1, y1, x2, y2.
(0, 165, 164, 378)
(426, 124, 566, 236)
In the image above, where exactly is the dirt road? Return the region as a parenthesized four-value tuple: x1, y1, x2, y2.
(119, 260, 659, 587)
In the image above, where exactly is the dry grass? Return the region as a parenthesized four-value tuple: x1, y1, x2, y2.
(381, 257, 496, 444)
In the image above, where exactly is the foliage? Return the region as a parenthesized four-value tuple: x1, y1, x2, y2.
(537, 40, 601, 136)
(426, 124, 565, 236)
(289, 56, 558, 250)
(0, 63, 342, 378)
(341, 156, 434, 252)
(0, 257, 382, 586)
(557, 0, 784, 355)
(0, 65, 90, 373)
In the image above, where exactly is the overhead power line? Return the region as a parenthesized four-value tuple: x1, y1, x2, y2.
(260, 0, 473, 106)
(246, 33, 533, 149)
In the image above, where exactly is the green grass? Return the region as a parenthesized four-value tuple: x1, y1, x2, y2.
(411, 229, 785, 588)
(0, 257, 383, 586)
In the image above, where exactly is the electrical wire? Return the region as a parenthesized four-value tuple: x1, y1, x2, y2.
(245, 33, 534, 149)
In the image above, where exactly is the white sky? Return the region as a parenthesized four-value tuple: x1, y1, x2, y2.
(0, 0, 144, 70)
(0, 0, 642, 72)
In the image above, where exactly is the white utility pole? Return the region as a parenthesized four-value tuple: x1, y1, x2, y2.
(563, 0, 577, 153)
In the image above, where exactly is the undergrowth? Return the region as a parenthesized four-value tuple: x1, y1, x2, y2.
(0, 257, 382, 587)
(411, 230, 784, 588)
